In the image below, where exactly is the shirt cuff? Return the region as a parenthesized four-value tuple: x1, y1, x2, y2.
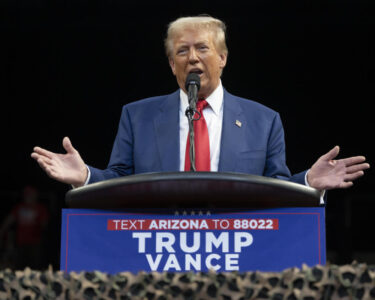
(305, 169, 325, 205)
(84, 165, 91, 185)
(71, 165, 91, 189)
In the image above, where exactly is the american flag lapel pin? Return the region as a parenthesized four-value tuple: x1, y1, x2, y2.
(236, 120, 242, 128)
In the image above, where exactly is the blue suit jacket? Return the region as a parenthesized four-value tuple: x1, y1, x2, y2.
(88, 89, 306, 185)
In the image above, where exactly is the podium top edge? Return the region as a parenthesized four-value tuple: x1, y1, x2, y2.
(66, 172, 321, 208)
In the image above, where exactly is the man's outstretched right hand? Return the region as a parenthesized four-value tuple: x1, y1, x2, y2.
(31, 137, 88, 187)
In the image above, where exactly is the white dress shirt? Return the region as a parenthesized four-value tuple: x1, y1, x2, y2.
(179, 81, 224, 172)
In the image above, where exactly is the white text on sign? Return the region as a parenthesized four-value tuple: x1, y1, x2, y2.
(107, 218, 279, 230)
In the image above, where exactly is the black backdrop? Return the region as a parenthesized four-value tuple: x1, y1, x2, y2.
(1, 0, 374, 267)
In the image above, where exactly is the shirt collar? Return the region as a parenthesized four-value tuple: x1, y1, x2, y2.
(180, 80, 223, 116)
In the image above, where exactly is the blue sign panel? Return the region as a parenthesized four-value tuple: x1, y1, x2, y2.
(60, 207, 325, 273)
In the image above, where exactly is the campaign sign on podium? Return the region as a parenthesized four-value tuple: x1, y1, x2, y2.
(60, 207, 325, 273)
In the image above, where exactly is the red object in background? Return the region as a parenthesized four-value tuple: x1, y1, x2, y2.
(11, 186, 49, 246)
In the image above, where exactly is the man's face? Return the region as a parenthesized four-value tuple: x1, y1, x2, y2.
(169, 28, 227, 99)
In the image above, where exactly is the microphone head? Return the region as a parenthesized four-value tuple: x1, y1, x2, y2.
(185, 73, 201, 91)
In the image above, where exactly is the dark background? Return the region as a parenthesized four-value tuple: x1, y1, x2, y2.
(1, 0, 374, 269)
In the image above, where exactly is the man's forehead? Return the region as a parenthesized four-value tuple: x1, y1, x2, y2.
(173, 28, 214, 44)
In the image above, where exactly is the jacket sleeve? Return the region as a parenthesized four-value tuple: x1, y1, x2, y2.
(88, 105, 134, 184)
(264, 112, 308, 185)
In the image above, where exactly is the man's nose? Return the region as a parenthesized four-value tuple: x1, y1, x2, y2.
(188, 48, 199, 63)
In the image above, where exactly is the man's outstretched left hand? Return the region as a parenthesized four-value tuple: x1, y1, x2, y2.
(307, 146, 370, 190)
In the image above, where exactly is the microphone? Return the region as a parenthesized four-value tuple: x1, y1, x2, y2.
(185, 73, 201, 106)
(185, 73, 201, 172)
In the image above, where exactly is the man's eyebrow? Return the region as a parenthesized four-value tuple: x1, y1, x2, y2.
(195, 41, 209, 46)
(174, 40, 210, 51)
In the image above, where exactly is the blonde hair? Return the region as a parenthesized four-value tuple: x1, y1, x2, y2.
(164, 15, 228, 58)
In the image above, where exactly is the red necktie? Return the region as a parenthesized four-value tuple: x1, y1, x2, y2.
(185, 99, 210, 171)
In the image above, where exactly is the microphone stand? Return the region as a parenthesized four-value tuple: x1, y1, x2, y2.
(185, 85, 199, 172)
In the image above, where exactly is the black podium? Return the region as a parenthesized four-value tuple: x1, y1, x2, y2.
(61, 172, 325, 273)
(65, 172, 321, 208)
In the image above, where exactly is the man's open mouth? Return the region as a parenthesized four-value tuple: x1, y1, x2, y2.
(189, 69, 203, 75)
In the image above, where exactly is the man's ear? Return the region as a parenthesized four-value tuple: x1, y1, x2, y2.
(219, 53, 227, 69)
(169, 57, 176, 75)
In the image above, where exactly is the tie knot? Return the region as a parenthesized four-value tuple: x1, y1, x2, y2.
(196, 99, 208, 111)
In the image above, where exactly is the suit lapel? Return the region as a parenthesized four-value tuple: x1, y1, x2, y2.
(153, 90, 180, 172)
(219, 90, 246, 172)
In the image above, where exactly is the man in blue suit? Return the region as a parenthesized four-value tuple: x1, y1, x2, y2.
(31, 16, 369, 192)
